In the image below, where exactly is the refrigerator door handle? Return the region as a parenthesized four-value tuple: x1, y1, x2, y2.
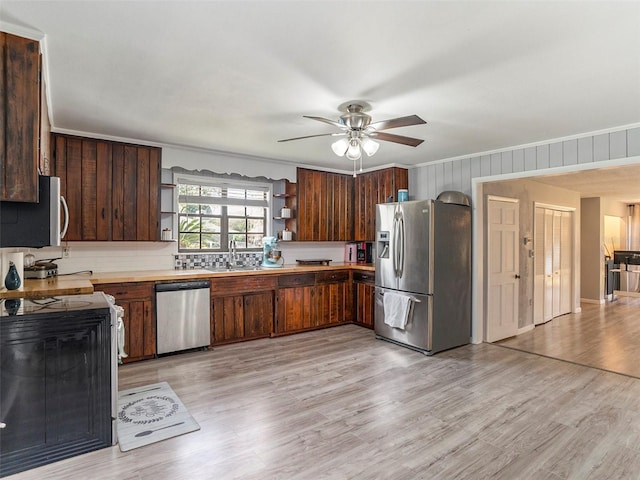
(397, 212, 405, 278)
(393, 213, 399, 277)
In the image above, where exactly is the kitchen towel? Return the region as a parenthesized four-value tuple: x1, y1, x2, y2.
(2, 252, 24, 291)
(383, 291, 412, 329)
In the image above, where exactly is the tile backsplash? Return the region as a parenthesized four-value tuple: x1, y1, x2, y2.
(175, 252, 262, 269)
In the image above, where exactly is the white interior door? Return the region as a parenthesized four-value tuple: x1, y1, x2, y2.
(534, 207, 545, 325)
(486, 197, 519, 342)
(534, 205, 574, 324)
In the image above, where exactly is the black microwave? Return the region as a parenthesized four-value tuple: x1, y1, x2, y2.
(0, 176, 68, 248)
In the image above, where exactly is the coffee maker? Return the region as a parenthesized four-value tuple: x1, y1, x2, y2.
(356, 242, 373, 264)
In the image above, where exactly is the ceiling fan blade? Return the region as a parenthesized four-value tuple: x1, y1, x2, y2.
(278, 132, 346, 143)
(303, 115, 349, 130)
(371, 132, 424, 147)
(368, 115, 426, 131)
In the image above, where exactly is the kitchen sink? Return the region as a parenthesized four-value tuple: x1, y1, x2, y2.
(205, 265, 262, 272)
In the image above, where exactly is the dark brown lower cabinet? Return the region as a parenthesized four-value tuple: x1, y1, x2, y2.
(92, 282, 155, 363)
(275, 270, 351, 334)
(353, 271, 375, 328)
(210, 275, 276, 345)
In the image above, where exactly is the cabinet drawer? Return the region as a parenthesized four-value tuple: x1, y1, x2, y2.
(352, 271, 375, 284)
(316, 270, 350, 284)
(277, 273, 316, 288)
(210, 275, 277, 295)
(93, 282, 154, 300)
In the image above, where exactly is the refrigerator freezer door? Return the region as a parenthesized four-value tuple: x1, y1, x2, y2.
(374, 286, 433, 353)
(375, 203, 398, 289)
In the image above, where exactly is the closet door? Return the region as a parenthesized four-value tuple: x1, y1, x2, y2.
(559, 211, 573, 315)
(535, 206, 573, 324)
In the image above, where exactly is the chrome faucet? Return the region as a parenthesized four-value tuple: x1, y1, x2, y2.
(227, 240, 236, 268)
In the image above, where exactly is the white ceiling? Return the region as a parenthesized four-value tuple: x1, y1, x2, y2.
(2, 1, 640, 178)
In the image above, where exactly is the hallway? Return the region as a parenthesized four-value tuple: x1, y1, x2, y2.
(497, 296, 640, 378)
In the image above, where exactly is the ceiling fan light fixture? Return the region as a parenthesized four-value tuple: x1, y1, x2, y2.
(346, 139, 361, 160)
(331, 138, 349, 157)
(360, 137, 379, 157)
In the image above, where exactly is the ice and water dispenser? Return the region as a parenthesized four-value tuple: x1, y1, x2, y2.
(377, 231, 390, 259)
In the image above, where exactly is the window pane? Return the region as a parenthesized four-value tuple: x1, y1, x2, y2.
(227, 188, 245, 199)
(179, 203, 200, 214)
(201, 218, 220, 233)
(201, 186, 222, 197)
(178, 184, 200, 196)
(247, 219, 264, 233)
(228, 218, 247, 233)
(247, 234, 263, 248)
(199, 204, 214, 215)
(202, 234, 220, 249)
(227, 205, 245, 216)
(179, 233, 200, 250)
(246, 207, 264, 217)
(246, 190, 266, 200)
(179, 215, 200, 232)
(230, 233, 247, 248)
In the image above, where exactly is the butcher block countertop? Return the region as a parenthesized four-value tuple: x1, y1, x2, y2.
(0, 263, 374, 299)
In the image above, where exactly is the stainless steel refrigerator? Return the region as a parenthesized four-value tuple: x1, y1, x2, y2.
(374, 196, 471, 355)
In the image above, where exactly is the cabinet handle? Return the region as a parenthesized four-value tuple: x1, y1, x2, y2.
(101, 207, 105, 219)
(115, 208, 119, 220)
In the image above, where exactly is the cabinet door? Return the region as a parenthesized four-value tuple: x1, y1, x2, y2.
(1, 33, 40, 202)
(297, 168, 328, 240)
(92, 282, 155, 363)
(53, 134, 160, 241)
(327, 172, 354, 241)
(354, 167, 408, 241)
(211, 295, 245, 344)
(354, 282, 375, 328)
(315, 281, 351, 326)
(276, 286, 315, 333)
(244, 292, 273, 338)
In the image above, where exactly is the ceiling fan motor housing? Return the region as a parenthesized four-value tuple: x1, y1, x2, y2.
(340, 104, 371, 130)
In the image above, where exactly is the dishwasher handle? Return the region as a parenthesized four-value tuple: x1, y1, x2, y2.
(155, 280, 211, 292)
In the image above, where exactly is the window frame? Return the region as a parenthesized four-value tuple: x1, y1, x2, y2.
(175, 173, 272, 253)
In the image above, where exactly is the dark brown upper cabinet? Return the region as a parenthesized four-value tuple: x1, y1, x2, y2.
(1, 32, 40, 202)
(52, 133, 161, 241)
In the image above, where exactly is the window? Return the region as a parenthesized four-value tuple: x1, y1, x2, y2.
(176, 176, 270, 252)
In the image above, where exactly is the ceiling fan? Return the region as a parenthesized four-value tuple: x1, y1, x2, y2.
(278, 102, 426, 175)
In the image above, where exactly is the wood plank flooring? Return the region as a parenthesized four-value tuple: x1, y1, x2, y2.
(498, 296, 640, 378)
(9, 324, 640, 479)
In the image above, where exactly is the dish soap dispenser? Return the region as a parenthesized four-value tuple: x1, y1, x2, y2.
(4, 261, 21, 290)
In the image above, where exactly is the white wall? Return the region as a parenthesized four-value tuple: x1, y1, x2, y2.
(408, 124, 640, 343)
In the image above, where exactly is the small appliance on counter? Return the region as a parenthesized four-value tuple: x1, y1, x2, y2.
(262, 236, 284, 268)
(344, 242, 358, 263)
(356, 241, 373, 264)
(24, 260, 59, 279)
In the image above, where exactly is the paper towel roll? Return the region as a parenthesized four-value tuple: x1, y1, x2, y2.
(3, 252, 24, 291)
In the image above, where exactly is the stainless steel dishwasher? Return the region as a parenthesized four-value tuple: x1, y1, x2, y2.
(155, 280, 211, 354)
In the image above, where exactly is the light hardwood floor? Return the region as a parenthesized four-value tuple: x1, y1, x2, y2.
(9, 324, 640, 480)
(497, 296, 640, 378)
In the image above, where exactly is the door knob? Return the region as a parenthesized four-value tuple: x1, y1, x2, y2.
(515, 274, 521, 279)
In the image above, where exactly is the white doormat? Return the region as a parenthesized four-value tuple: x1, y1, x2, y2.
(117, 381, 200, 452)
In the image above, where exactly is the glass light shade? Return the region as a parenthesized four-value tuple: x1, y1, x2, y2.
(346, 140, 361, 160)
(360, 137, 379, 156)
(331, 138, 349, 157)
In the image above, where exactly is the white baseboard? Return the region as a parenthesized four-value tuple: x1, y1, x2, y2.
(579, 298, 603, 305)
(517, 324, 535, 335)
